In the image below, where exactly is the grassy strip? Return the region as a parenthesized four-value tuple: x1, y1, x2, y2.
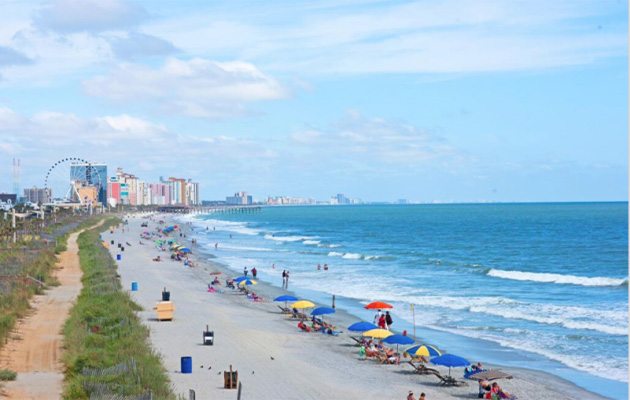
(0, 243, 63, 344)
(63, 218, 175, 399)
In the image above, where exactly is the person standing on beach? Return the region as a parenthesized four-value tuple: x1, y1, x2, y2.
(252, 267, 257, 278)
(244, 267, 248, 276)
(282, 270, 287, 288)
(406, 391, 416, 400)
(285, 271, 290, 288)
(374, 309, 383, 325)
(378, 314, 387, 329)
(385, 311, 393, 330)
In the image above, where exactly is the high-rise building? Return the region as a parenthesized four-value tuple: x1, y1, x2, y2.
(185, 180, 200, 205)
(70, 163, 107, 204)
(226, 191, 252, 205)
(24, 187, 51, 204)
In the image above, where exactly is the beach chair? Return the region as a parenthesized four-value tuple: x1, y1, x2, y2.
(350, 336, 364, 346)
(277, 305, 292, 314)
(407, 360, 440, 375)
(290, 310, 308, 320)
(430, 371, 467, 387)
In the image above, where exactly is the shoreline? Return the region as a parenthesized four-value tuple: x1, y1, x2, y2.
(112, 213, 613, 399)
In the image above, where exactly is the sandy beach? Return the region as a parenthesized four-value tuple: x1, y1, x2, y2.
(105, 213, 609, 400)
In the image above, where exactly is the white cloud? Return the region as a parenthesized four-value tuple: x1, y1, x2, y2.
(147, 0, 626, 75)
(33, 0, 147, 33)
(290, 111, 459, 167)
(83, 57, 287, 118)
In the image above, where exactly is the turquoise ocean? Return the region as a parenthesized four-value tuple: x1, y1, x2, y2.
(183, 202, 628, 399)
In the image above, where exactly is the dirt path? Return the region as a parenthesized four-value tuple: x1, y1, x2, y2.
(0, 221, 103, 399)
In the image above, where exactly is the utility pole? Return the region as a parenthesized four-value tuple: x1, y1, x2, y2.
(12, 208, 16, 243)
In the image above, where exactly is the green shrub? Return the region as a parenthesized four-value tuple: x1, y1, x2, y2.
(0, 369, 17, 381)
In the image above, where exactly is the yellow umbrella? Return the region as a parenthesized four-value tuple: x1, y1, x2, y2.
(362, 329, 393, 339)
(238, 279, 257, 286)
(291, 300, 315, 309)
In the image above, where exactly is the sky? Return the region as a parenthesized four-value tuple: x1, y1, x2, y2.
(0, 0, 627, 202)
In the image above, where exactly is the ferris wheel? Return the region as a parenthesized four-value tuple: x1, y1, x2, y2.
(44, 157, 103, 204)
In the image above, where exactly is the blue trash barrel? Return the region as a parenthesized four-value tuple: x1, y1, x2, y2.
(181, 356, 192, 374)
(131, 281, 138, 291)
(116, 254, 121, 261)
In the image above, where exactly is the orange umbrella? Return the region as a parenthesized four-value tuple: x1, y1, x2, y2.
(365, 301, 393, 309)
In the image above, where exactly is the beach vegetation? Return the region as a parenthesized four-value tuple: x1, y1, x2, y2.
(62, 218, 175, 399)
(0, 369, 17, 381)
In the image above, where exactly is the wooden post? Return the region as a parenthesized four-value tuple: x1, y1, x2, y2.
(237, 381, 242, 400)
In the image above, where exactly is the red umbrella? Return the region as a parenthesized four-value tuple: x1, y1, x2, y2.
(365, 301, 393, 309)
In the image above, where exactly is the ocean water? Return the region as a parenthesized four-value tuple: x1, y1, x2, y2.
(182, 203, 628, 399)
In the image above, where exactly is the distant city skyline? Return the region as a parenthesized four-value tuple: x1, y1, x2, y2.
(0, 1, 626, 202)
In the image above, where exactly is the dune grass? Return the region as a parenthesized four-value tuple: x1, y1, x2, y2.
(62, 218, 175, 399)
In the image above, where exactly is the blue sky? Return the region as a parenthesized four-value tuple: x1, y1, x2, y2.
(0, 0, 626, 202)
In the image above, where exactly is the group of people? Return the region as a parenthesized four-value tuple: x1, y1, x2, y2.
(316, 263, 329, 271)
(282, 270, 290, 288)
(243, 266, 258, 278)
(373, 309, 394, 330)
(407, 391, 426, 400)
(478, 380, 513, 399)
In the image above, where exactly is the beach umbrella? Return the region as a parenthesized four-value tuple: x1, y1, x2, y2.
(383, 334, 414, 356)
(364, 301, 393, 310)
(179, 248, 191, 253)
(348, 321, 378, 332)
(274, 295, 299, 310)
(383, 334, 414, 345)
(362, 329, 393, 339)
(291, 300, 315, 309)
(467, 370, 513, 381)
(233, 276, 249, 283)
(431, 354, 470, 377)
(311, 307, 335, 316)
(274, 295, 298, 302)
(238, 279, 257, 286)
(406, 344, 441, 359)
(311, 307, 336, 326)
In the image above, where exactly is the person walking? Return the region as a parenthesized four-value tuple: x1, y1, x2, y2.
(244, 267, 248, 276)
(252, 267, 257, 278)
(282, 270, 287, 288)
(285, 270, 290, 289)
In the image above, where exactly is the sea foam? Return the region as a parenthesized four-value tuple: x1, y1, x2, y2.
(487, 269, 628, 287)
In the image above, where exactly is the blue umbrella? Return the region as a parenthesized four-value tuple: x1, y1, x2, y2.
(431, 354, 470, 376)
(179, 247, 191, 253)
(238, 278, 256, 286)
(348, 321, 378, 332)
(311, 307, 335, 316)
(383, 334, 414, 345)
(382, 333, 414, 356)
(233, 276, 249, 282)
(274, 295, 298, 302)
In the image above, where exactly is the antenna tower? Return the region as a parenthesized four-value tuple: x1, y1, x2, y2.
(12, 158, 20, 196)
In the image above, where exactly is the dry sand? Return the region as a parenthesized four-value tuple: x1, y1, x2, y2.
(107, 214, 608, 400)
